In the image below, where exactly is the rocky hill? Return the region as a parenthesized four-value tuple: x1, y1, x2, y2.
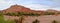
(1, 4, 59, 15)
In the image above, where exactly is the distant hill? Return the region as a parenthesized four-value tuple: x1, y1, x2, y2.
(2, 4, 31, 12)
(1, 4, 59, 15)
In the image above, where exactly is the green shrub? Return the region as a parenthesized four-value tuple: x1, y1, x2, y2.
(6, 12, 14, 16)
(0, 14, 16, 23)
(44, 12, 55, 15)
(6, 12, 18, 16)
(52, 20, 57, 23)
(5, 19, 16, 23)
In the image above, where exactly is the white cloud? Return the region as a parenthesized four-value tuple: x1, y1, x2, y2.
(21, 4, 60, 11)
(0, 0, 9, 5)
(23, 4, 52, 10)
(0, 0, 10, 10)
(0, 0, 60, 11)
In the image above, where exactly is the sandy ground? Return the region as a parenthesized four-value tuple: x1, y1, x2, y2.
(4, 15, 19, 20)
(4, 15, 60, 23)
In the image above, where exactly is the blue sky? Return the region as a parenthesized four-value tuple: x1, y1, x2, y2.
(0, 0, 60, 10)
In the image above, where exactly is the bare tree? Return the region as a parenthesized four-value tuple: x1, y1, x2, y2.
(32, 19, 40, 23)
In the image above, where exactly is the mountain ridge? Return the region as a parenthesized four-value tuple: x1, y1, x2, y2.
(1, 4, 59, 15)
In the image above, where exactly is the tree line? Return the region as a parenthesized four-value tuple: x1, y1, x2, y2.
(0, 11, 60, 16)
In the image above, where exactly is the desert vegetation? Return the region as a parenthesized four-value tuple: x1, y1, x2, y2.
(44, 12, 55, 15)
(0, 13, 16, 23)
(52, 20, 57, 23)
(32, 19, 39, 23)
(0, 11, 59, 23)
(3, 11, 57, 16)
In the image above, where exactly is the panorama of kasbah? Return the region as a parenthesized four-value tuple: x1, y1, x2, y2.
(0, 4, 60, 23)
